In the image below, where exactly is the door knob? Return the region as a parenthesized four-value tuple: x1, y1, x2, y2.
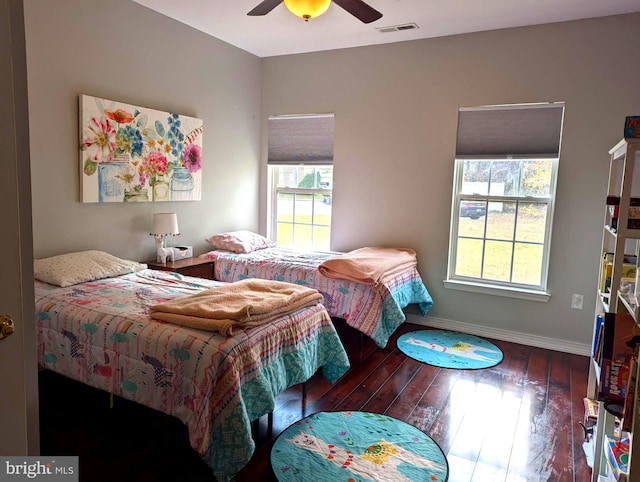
(0, 315, 15, 340)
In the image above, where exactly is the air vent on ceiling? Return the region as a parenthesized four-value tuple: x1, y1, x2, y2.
(376, 23, 419, 33)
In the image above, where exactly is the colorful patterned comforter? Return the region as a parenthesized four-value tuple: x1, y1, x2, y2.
(200, 247, 434, 348)
(35, 269, 350, 481)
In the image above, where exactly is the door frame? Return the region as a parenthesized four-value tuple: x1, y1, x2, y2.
(0, 0, 39, 455)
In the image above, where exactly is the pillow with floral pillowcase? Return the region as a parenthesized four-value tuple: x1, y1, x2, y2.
(34, 250, 147, 287)
(204, 230, 276, 254)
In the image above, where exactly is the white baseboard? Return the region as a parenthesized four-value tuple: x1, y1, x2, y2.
(405, 313, 591, 357)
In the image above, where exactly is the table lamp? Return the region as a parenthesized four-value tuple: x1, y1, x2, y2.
(150, 212, 180, 263)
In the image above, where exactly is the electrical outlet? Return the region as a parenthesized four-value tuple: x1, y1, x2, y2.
(571, 293, 584, 310)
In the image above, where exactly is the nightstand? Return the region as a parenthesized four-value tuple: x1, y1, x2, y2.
(146, 257, 215, 280)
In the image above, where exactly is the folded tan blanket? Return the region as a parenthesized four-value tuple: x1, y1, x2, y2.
(150, 278, 323, 335)
(318, 246, 418, 286)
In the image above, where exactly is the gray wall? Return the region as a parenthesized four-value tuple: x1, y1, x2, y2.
(260, 14, 640, 352)
(23, 0, 640, 353)
(24, 0, 262, 262)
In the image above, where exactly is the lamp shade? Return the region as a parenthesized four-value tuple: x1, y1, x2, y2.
(151, 213, 179, 236)
(284, 0, 331, 20)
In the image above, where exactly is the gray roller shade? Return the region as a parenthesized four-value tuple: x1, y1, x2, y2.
(456, 103, 564, 159)
(268, 114, 334, 165)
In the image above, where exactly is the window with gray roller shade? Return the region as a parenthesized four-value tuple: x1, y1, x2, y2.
(268, 114, 334, 165)
(456, 103, 564, 159)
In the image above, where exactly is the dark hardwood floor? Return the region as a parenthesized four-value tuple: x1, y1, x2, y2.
(39, 321, 592, 482)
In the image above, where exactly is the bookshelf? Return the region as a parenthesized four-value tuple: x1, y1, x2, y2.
(589, 138, 640, 482)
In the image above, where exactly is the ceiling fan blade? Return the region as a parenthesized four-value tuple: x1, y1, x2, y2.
(332, 0, 383, 24)
(247, 0, 283, 16)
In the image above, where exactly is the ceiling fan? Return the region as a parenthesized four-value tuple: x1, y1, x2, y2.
(248, 0, 383, 24)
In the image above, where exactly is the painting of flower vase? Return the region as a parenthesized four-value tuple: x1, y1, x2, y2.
(79, 94, 203, 203)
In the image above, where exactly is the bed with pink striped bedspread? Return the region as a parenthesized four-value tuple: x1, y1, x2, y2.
(200, 247, 433, 348)
(35, 269, 349, 481)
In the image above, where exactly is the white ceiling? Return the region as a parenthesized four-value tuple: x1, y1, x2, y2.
(132, 0, 640, 58)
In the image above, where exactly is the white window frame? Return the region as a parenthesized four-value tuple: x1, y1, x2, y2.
(444, 157, 558, 302)
(268, 165, 333, 251)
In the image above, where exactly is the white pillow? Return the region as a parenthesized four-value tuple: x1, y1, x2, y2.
(204, 231, 275, 254)
(34, 250, 147, 287)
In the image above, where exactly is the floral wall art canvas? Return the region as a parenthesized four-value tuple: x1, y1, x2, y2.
(80, 94, 203, 203)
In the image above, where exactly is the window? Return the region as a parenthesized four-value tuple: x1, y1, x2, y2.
(267, 114, 334, 251)
(270, 165, 332, 250)
(446, 103, 564, 299)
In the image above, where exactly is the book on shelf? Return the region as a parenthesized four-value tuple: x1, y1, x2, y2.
(606, 197, 640, 231)
(594, 313, 605, 359)
(625, 116, 640, 139)
(601, 358, 632, 403)
(598, 313, 640, 404)
(604, 434, 629, 481)
(600, 252, 637, 295)
(596, 313, 616, 366)
(621, 353, 638, 433)
(583, 397, 599, 425)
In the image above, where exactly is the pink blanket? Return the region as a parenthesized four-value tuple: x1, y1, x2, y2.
(318, 247, 418, 286)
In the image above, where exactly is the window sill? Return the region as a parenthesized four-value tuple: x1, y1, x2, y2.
(443, 279, 551, 302)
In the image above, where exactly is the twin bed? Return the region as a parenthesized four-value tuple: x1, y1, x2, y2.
(200, 245, 433, 348)
(35, 242, 433, 480)
(35, 257, 350, 482)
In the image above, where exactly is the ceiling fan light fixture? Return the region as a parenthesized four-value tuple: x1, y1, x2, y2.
(283, 0, 331, 21)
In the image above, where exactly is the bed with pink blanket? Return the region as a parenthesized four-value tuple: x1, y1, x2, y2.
(35, 269, 349, 481)
(199, 246, 433, 348)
